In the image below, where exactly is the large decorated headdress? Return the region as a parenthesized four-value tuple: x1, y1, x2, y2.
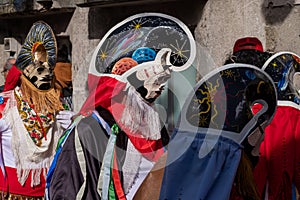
(262, 51, 300, 108)
(87, 12, 196, 91)
(159, 64, 277, 200)
(176, 63, 277, 153)
(16, 21, 57, 70)
(12, 21, 62, 113)
(16, 21, 57, 90)
(81, 12, 196, 114)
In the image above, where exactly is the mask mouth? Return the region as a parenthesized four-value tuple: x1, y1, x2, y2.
(155, 86, 165, 95)
(38, 83, 52, 90)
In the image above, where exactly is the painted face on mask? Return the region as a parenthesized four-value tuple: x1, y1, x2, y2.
(23, 61, 54, 90)
(123, 48, 173, 103)
(137, 65, 172, 99)
(23, 43, 54, 90)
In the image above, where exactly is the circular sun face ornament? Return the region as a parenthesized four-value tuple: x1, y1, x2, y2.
(89, 12, 196, 76)
(262, 51, 300, 106)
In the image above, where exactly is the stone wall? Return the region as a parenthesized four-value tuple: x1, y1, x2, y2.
(195, 0, 266, 76)
(195, 0, 300, 78)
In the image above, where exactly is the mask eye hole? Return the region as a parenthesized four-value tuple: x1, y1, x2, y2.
(37, 67, 45, 73)
(33, 43, 47, 63)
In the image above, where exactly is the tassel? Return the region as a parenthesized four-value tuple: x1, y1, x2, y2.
(234, 150, 260, 200)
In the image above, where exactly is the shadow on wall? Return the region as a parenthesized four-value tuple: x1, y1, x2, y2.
(262, 0, 294, 25)
(88, 0, 208, 39)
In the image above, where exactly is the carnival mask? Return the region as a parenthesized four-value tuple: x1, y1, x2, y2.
(15, 21, 57, 91)
(23, 61, 54, 90)
(123, 48, 173, 103)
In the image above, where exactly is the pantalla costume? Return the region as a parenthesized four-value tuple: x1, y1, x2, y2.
(159, 64, 277, 200)
(222, 37, 275, 200)
(0, 21, 68, 199)
(46, 13, 196, 200)
(253, 52, 300, 199)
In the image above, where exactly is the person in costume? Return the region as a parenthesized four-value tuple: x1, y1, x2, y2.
(159, 63, 277, 200)
(224, 37, 272, 71)
(46, 13, 196, 200)
(252, 52, 300, 200)
(223, 37, 273, 200)
(0, 21, 74, 199)
(54, 44, 73, 111)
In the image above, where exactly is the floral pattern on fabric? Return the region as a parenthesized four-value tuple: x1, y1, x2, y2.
(15, 88, 54, 146)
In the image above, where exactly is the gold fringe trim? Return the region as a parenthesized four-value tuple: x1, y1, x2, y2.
(19, 75, 63, 114)
(0, 191, 44, 200)
(234, 151, 261, 200)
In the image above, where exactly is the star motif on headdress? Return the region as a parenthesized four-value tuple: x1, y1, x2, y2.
(170, 39, 189, 63)
(198, 115, 208, 127)
(134, 23, 141, 30)
(99, 50, 108, 61)
(129, 17, 149, 32)
(223, 69, 234, 78)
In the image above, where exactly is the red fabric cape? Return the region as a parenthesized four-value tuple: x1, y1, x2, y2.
(80, 74, 164, 161)
(253, 106, 300, 200)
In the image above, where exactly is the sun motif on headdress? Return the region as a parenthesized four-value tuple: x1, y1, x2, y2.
(221, 69, 240, 81)
(134, 23, 141, 30)
(189, 79, 222, 128)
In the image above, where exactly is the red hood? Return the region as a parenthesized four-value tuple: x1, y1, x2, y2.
(4, 65, 22, 92)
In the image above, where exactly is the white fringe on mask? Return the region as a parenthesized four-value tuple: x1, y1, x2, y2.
(119, 86, 162, 140)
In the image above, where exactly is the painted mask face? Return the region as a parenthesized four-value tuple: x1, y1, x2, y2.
(139, 65, 172, 99)
(123, 48, 173, 103)
(23, 61, 54, 90)
(23, 43, 54, 90)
